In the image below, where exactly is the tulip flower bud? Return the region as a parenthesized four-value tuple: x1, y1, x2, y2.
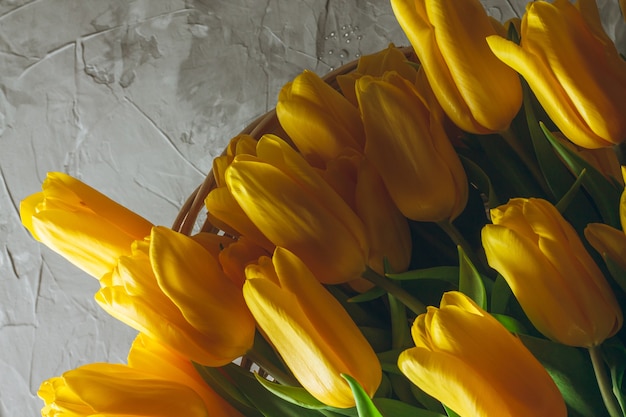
(38, 333, 243, 417)
(398, 291, 567, 417)
(276, 70, 365, 167)
(96, 226, 255, 366)
(487, 0, 626, 148)
(127, 334, 244, 417)
(243, 247, 382, 408)
(20, 172, 152, 279)
(337, 43, 418, 105)
(226, 134, 369, 284)
(356, 72, 468, 222)
(585, 178, 626, 271)
(390, 0, 522, 133)
(482, 198, 623, 347)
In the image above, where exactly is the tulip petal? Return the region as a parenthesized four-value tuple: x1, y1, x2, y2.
(227, 158, 367, 284)
(31, 210, 135, 279)
(149, 227, 255, 353)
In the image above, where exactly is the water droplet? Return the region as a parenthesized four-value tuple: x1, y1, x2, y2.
(317, 56, 323, 60)
(324, 35, 329, 40)
(356, 35, 362, 40)
(343, 32, 349, 37)
(339, 49, 349, 58)
(328, 49, 334, 55)
(354, 26, 359, 31)
(341, 25, 347, 30)
(329, 66, 335, 71)
(355, 53, 361, 58)
(345, 39, 351, 44)
(329, 31, 336, 37)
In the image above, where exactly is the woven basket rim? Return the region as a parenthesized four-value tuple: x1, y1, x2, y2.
(172, 46, 415, 235)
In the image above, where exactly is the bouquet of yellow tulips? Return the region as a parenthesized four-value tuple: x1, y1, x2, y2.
(20, 0, 626, 416)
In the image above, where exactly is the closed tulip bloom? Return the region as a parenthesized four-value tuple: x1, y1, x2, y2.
(226, 134, 369, 284)
(20, 172, 152, 279)
(487, 0, 626, 148)
(97, 226, 255, 366)
(337, 43, 418, 105)
(357, 73, 468, 222)
(398, 291, 566, 417)
(38, 334, 243, 417)
(38, 363, 211, 417)
(127, 334, 244, 417)
(390, 0, 522, 133)
(244, 247, 382, 408)
(585, 176, 626, 270)
(482, 198, 623, 347)
(277, 70, 365, 167)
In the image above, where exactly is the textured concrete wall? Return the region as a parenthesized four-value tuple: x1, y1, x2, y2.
(0, 1, 624, 416)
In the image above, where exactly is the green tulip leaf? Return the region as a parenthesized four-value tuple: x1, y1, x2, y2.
(254, 374, 326, 410)
(602, 254, 626, 295)
(457, 245, 487, 310)
(459, 154, 500, 208)
(490, 274, 513, 314)
(372, 398, 446, 417)
(387, 266, 459, 285)
(377, 349, 404, 375)
(221, 364, 326, 417)
(555, 169, 587, 214)
(520, 335, 609, 417)
(541, 123, 621, 228)
(193, 363, 260, 416)
(342, 374, 384, 417)
(491, 313, 528, 334)
(443, 405, 462, 417)
(348, 287, 386, 303)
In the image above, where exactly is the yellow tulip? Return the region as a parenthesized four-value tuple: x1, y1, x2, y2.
(128, 334, 244, 417)
(585, 175, 626, 270)
(398, 291, 566, 417)
(356, 72, 468, 222)
(39, 363, 211, 417)
(226, 134, 369, 284)
(38, 333, 243, 417)
(390, 0, 522, 133)
(20, 172, 152, 279)
(487, 0, 626, 148)
(218, 237, 271, 287)
(585, 223, 626, 272)
(243, 247, 382, 408)
(336, 43, 418, 105)
(482, 198, 623, 347)
(276, 70, 365, 167)
(96, 226, 255, 365)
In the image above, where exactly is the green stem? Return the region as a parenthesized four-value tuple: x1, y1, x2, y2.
(437, 220, 491, 279)
(588, 345, 623, 417)
(500, 127, 550, 195)
(362, 267, 426, 315)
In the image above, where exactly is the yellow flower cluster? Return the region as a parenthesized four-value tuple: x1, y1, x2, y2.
(20, 0, 626, 416)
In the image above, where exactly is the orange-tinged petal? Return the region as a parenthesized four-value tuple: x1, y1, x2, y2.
(390, 0, 521, 133)
(228, 159, 366, 284)
(56, 364, 208, 417)
(483, 198, 623, 346)
(204, 186, 274, 251)
(277, 70, 365, 167)
(149, 227, 255, 354)
(357, 74, 467, 222)
(585, 223, 626, 272)
(128, 334, 244, 417)
(243, 247, 381, 408)
(398, 291, 566, 417)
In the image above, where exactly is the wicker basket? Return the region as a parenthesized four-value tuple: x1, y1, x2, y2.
(172, 46, 415, 237)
